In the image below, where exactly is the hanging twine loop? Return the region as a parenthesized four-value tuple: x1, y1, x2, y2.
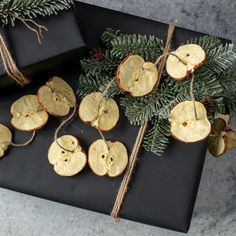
(111, 22, 176, 220)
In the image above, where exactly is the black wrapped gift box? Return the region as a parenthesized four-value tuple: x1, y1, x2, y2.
(0, 5, 87, 90)
(0, 1, 231, 233)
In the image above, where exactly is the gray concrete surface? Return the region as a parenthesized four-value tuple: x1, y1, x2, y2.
(0, 0, 235, 235)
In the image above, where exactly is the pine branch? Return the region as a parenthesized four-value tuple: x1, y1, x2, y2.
(186, 35, 222, 52)
(186, 35, 236, 74)
(120, 80, 189, 126)
(101, 28, 122, 49)
(0, 0, 73, 27)
(80, 51, 121, 77)
(204, 44, 236, 74)
(143, 118, 171, 156)
(76, 74, 100, 98)
(76, 74, 120, 98)
(110, 34, 164, 62)
(219, 69, 236, 113)
(179, 35, 236, 114)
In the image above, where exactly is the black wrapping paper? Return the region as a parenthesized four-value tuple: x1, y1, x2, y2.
(0, 1, 230, 233)
(0, 5, 87, 90)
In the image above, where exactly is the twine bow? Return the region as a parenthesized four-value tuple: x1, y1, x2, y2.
(111, 22, 176, 220)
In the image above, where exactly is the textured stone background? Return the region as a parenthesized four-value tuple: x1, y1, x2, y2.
(0, 0, 235, 235)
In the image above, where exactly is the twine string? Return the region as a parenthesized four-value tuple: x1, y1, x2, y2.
(154, 52, 187, 66)
(54, 104, 77, 153)
(190, 71, 198, 120)
(0, 130, 36, 147)
(96, 77, 116, 150)
(154, 48, 197, 120)
(111, 22, 176, 220)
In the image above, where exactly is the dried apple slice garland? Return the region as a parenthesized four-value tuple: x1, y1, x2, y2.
(37, 77, 88, 176)
(0, 35, 234, 178)
(155, 43, 213, 143)
(78, 77, 129, 177)
(78, 38, 210, 178)
(37, 77, 78, 152)
(115, 43, 211, 143)
(164, 45, 235, 151)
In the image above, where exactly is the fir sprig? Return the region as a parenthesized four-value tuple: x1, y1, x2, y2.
(0, 0, 73, 27)
(120, 81, 189, 126)
(102, 29, 164, 62)
(219, 70, 236, 113)
(80, 52, 120, 77)
(204, 44, 235, 74)
(77, 74, 121, 99)
(143, 118, 171, 156)
(110, 34, 164, 62)
(186, 35, 222, 52)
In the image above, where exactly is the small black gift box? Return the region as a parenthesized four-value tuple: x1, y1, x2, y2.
(0, 1, 231, 233)
(0, 5, 87, 90)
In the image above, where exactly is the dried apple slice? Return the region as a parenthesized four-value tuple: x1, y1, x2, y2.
(166, 44, 206, 80)
(38, 76, 76, 117)
(117, 55, 158, 97)
(208, 118, 227, 157)
(11, 95, 48, 132)
(226, 130, 236, 150)
(48, 135, 87, 176)
(0, 123, 12, 158)
(88, 139, 128, 177)
(169, 101, 211, 143)
(79, 92, 119, 131)
(215, 113, 230, 128)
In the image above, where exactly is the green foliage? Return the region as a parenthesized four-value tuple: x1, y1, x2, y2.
(101, 28, 122, 49)
(186, 35, 222, 52)
(0, 0, 73, 27)
(219, 70, 236, 113)
(187, 35, 236, 74)
(110, 34, 163, 62)
(178, 70, 225, 113)
(76, 74, 121, 99)
(80, 52, 120, 77)
(143, 118, 171, 156)
(77, 28, 236, 157)
(120, 81, 189, 126)
(171, 35, 236, 116)
(102, 28, 164, 62)
(204, 44, 235, 74)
